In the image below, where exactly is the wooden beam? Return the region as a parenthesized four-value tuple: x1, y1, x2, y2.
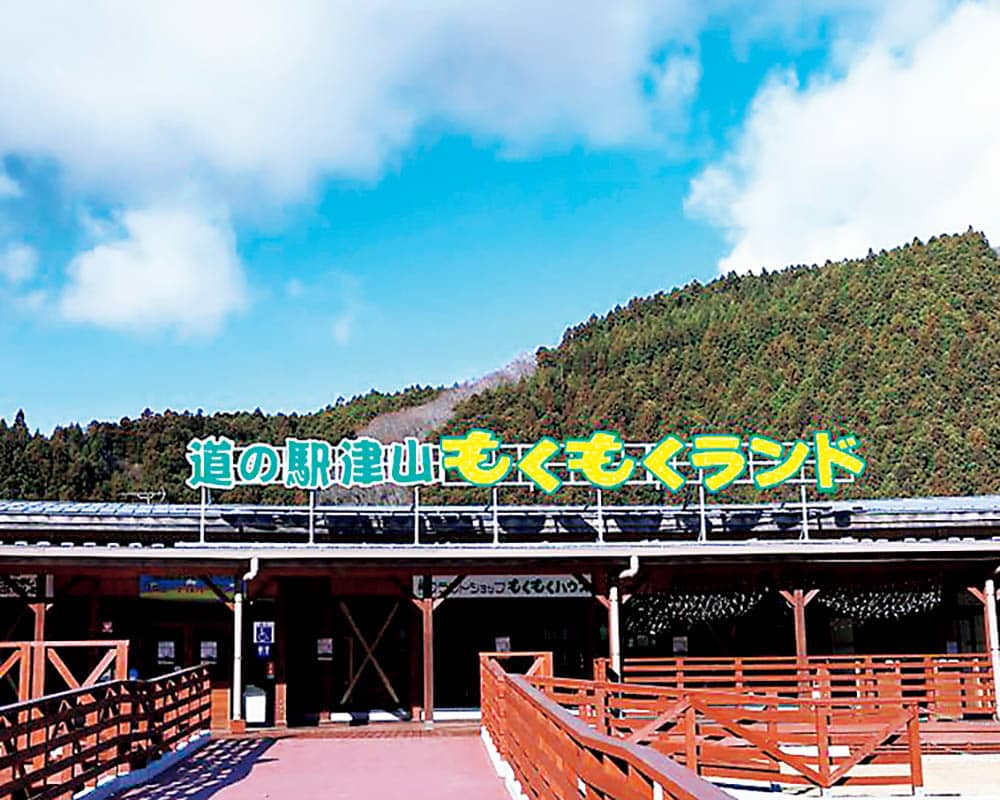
(432, 574, 466, 610)
(199, 575, 236, 611)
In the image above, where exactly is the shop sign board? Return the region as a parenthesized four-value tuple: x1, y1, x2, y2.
(140, 576, 236, 602)
(413, 574, 591, 599)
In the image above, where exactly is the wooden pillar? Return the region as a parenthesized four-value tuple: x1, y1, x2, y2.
(409, 602, 423, 721)
(274, 581, 288, 727)
(780, 589, 819, 659)
(967, 584, 996, 653)
(420, 574, 434, 726)
(31, 602, 46, 641)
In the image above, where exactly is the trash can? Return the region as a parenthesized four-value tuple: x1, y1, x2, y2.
(244, 685, 267, 725)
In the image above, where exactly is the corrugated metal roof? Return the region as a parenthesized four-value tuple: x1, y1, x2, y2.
(2, 495, 1000, 518)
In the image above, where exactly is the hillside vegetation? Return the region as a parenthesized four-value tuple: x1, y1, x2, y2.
(0, 387, 438, 503)
(440, 231, 1000, 499)
(2, 231, 997, 503)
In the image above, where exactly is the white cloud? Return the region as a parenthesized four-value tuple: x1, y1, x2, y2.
(0, 1, 706, 203)
(0, 243, 37, 284)
(0, 169, 20, 198)
(686, 0, 1000, 273)
(59, 208, 248, 336)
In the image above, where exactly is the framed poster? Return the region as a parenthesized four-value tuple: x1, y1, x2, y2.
(200, 640, 218, 663)
(157, 640, 176, 664)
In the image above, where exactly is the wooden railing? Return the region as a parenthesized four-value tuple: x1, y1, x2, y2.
(481, 652, 737, 800)
(597, 653, 995, 718)
(533, 675, 923, 792)
(0, 641, 128, 702)
(0, 665, 211, 800)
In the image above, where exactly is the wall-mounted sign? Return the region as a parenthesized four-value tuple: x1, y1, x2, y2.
(414, 574, 592, 599)
(185, 430, 865, 496)
(140, 576, 236, 602)
(157, 640, 175, 664)
(200, 640, 218, 663)
(254, 621, 274, 659)
(495, 636, 511, 653)
(253, 621, 275, 644)
(317, 637, 333, 661)
(0, 574, 38, 598)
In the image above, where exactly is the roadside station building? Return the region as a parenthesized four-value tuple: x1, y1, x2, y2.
(2, 490, 1000, 730)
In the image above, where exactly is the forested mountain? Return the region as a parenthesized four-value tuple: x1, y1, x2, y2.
(2, 230, 997, 503)
(439, 230, 1000, 499)
(0, 387, 438, 503)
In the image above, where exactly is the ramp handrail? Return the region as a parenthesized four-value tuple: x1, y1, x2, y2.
(481, 652, 736, 800)
(0, 664, 210, 800)
(532, 674, 923, 792)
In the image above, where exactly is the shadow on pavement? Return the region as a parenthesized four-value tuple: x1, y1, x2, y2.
(116, 738, 276, 800)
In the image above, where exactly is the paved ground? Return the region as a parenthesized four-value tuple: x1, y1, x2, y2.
(114, 735, 508, 800)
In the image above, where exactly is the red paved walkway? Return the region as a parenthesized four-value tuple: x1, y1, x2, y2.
(115, 735, 509, 800)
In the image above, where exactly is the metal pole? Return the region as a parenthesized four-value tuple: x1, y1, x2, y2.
(698, 479, 707, 542)
(413, 486, 421, 545)
(492, 486, 500, 546)
(800, 484, 809, 540)
(609, 581, 622, 676)
(985, 578, 1000, 721)
(232, 588, 244, 721)
(199, 486, 207, 544)
(596, 489, 605, 544)
(232, 557, 259, 724)
(308, 490, 315, 545)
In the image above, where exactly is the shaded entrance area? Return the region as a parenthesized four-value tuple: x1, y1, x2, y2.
(283, 585, 412, 724)
(435, 596, 595, 708)
(114, 735, 507, 800)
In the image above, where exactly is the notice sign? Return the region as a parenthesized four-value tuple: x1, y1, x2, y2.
(0, 575, 38, 598)
(317, 637, 333, 661)
(200, 640, 218, 663)
(253, 621, 275, 644)
(157, 640, 175, 665)
(413, 574, 591, 599)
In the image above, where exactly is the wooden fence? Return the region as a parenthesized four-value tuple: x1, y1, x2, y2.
(481, 652, 736, 800)
(0, 664, 211, 800)
(597, 653, 995, 718)
(534, 674, 923, 792)
(0, 641, 129, 703)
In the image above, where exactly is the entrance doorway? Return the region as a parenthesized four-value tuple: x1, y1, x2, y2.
(283, 583, 412, 725)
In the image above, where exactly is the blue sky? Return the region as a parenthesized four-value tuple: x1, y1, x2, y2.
(1, 1, 997, 433)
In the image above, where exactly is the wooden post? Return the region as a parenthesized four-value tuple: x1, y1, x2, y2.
(781, 588, 818, 699)
(31, 602, 45, 642)
(421, 574, 434, 726)
(968, 583, 996, 653)
(780, 588, 819, 660)
(274, 581, 287, 727)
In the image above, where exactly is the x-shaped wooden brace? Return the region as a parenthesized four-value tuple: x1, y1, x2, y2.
(338, 601, 400, 705)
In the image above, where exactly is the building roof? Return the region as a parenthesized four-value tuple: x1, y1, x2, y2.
(0, 496, 998, 567)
